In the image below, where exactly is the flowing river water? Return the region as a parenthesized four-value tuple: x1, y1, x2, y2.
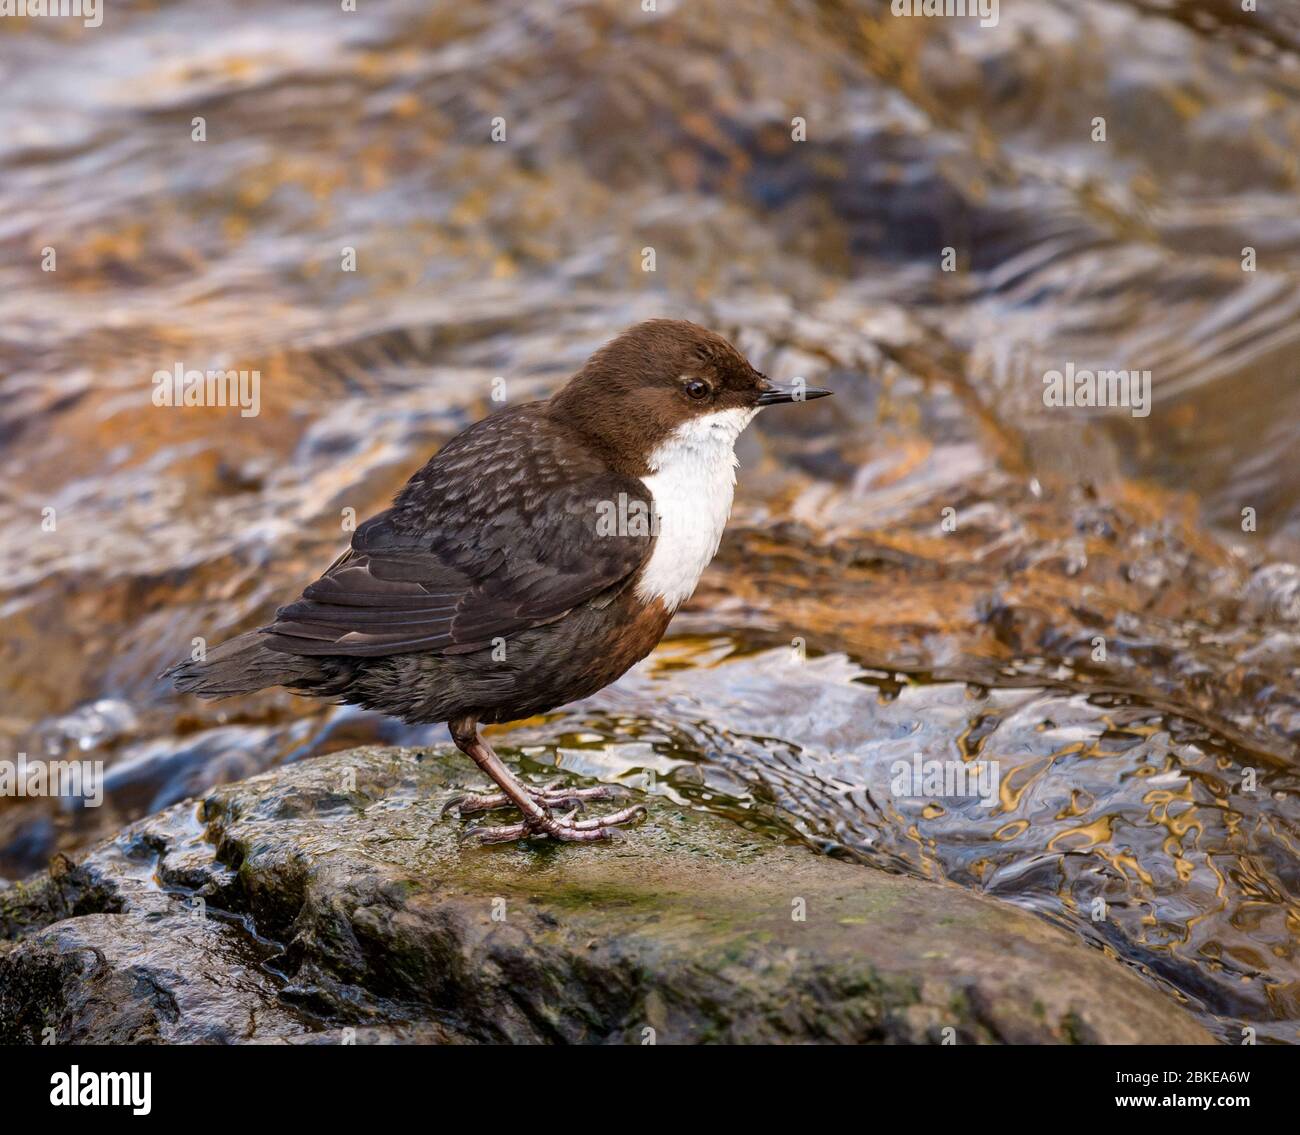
(1, 0, 1299, 1043)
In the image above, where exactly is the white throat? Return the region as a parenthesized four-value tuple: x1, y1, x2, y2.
(634, 406, 757, 612)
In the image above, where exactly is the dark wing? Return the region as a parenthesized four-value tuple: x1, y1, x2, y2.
(261, 409, 653, 658)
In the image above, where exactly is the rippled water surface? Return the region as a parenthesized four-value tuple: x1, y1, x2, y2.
(2, 0, 1299, 1043)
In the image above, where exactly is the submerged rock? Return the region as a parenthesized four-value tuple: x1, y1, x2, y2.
(0, 746, 1213, 1045)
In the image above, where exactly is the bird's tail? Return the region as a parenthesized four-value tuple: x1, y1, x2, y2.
(163, 629, 331, 699)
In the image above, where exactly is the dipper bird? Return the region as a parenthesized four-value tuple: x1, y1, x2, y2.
(167, 320, 830, 842)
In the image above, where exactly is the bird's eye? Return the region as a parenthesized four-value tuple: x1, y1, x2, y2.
(684, 379, 711, 400)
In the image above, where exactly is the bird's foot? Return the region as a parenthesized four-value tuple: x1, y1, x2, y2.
(467, 803, 647, 844)
(445, 780, 623, 818)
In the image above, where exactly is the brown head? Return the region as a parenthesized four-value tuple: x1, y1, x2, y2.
(547, 319, 830, 473)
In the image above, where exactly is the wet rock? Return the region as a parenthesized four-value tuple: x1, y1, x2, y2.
(1, 746, 1214, 1045)
(249, 1023, 468, 1045)
(0, 914, 306, 1045)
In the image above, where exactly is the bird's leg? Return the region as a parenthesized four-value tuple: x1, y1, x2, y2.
(447, 716, 549, 829)
(448, 716, 645, 843)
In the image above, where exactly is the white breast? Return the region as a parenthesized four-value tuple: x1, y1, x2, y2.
(634, 407, 757, 612)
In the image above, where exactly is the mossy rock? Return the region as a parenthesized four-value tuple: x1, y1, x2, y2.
(0, 746, 1214, 1045)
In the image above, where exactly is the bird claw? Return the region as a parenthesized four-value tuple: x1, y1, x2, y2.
(466, 802, 647, 845)
(446, 782, 625, 818)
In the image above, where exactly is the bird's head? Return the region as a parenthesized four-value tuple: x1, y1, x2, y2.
(549, 319, 830, 473)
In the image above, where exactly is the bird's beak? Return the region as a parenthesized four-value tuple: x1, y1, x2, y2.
(755, 382, 833, 406)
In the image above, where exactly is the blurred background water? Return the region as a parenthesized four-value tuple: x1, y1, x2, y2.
(1, 0, 1299, 1042)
